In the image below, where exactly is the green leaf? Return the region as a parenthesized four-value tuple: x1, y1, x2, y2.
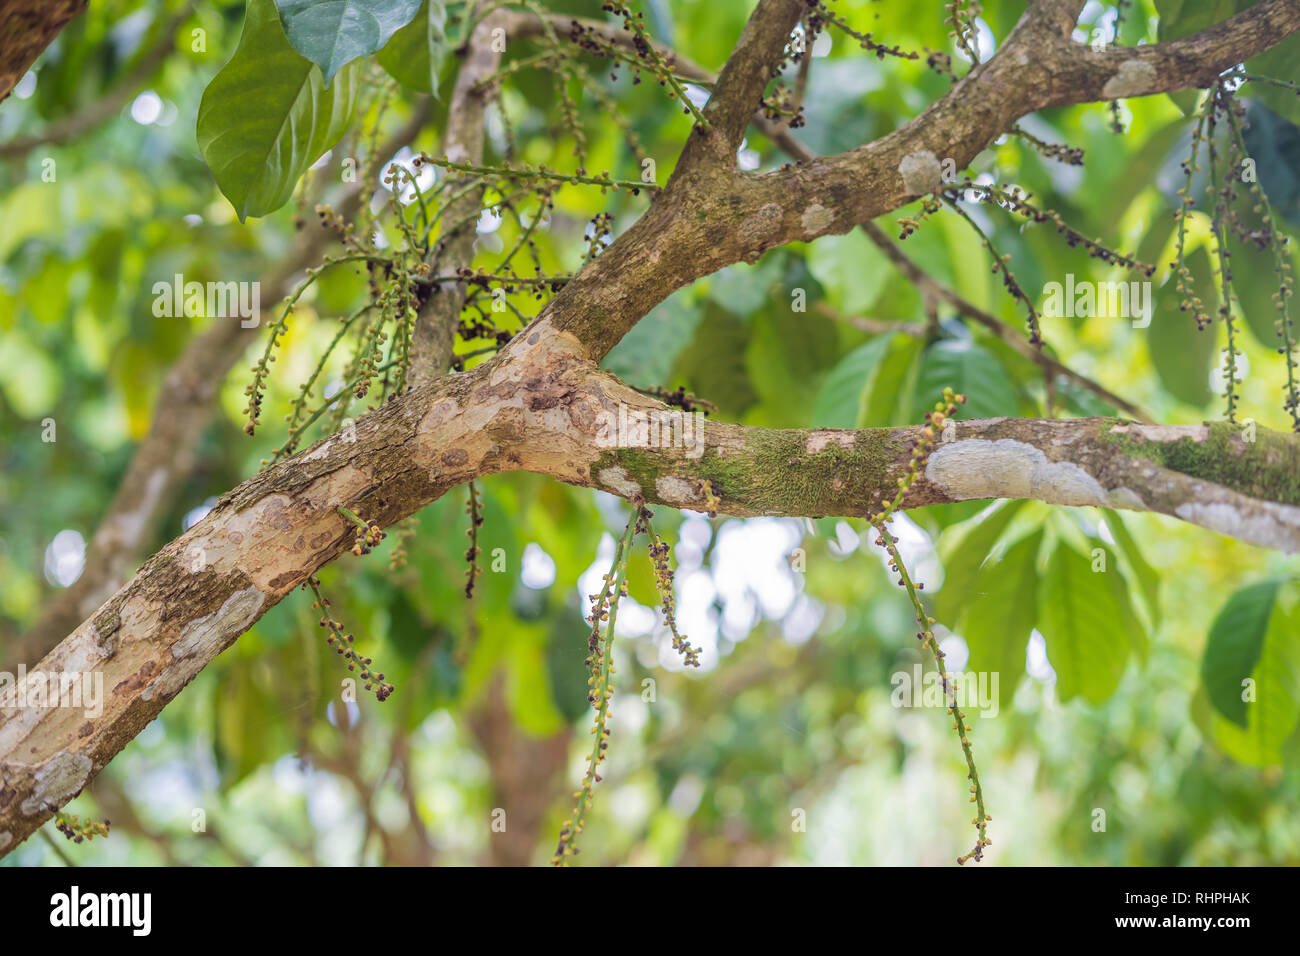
(936, 499, 1027, 623)
(376, 0, 448, 96)
(1038, 541, 1136, 704)
(1100, 510, 1161, 631)
(1240, 99, 1300, 228)
(197, 0, 361, 221)
(275, 0, 422, 86)
(912, 339, 1019, 422)
(810, 335, 892, 428)
(806, 229, 888, 315)
(1202, 580, 1280, 727)
(603, 290, 702, 385)
(1193, 583, 1300, 765)
(960, 529, 1042, 708)
(1149, 246, 1217, 407)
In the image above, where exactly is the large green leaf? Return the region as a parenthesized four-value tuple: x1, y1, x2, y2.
(1149, 246, 1217, 407)
(1194, 582, 1300, 765)
(197, 0, 361, 221)
(1038, 541, 1139, 704)
(936, 499, 1027, 623)
(1202, 580, 1280, 727)
(912, 339, 1019, 421)
(1101, 510, 1161, 631)
(376, 0, 448, 96)
(960, 529, 1042, 708)
(275, 0, 422, 85)
(810, 335, 892, 428)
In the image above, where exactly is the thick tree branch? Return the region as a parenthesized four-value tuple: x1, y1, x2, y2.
(409, 6, 507, 384)
(0, 0, 86, 105)
(0, 5, 189, 158)
(5, 331, 1300, 857)
(11, 104, 434, 667)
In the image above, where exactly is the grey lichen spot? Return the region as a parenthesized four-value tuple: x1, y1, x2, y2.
(655, 476, 696, 504)
(0, 832, 10, 852)
(898, 150, 942, 195)
(598, 466, 641, 498)
(20, 751, 93, 815)
(1110, 422, 1206, 443)
(801, 203, 834, 235)
(173, 587, 266, 660)
(926, 439, 1110, 506)
(1103, 59, 1156, 99)
(1175, 501, 1300, 554)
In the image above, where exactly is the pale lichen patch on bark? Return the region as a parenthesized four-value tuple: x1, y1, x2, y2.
(599, 466, 641, 497)
(1110, 422, 1207, 443)
(926, 438, 1111, 506)
(1175, 500, 1300, 554)
(801, 203, 833, 235)
(806, 431, 855, 454)
(898, 150, 942, 195)
(655, 475, 698, 504)
(18, 751, 92, 815)
(1102, 59, 1157, 98)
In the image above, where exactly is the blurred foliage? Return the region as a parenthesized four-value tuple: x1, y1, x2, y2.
(1, 0, 1299, 866)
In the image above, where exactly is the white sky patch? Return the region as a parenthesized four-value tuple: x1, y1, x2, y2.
(44, 529, 85, 588)
(1026, 629, 1056, 683)
(380, 146, 437, 205)
(182, 496, 219, 531)
(309, 149, 333, 171)
(782, 594, 823, 644)
(683, 84, 710, 109)
(712, 518, 805, 622)
(954, 17, 997, 63)
(477, 208, 502, 233)
(13, 71, 36, 99)
(811, 31, 832, 58)
(129, 90, 163, 125)
(862, 514, 943, 591)
(520, 542, 556, 589)
(828, 520, 860, 558)
(183, 213, 203, 227)
(737, 138, 761, 171)
(937, 626, 968, 671)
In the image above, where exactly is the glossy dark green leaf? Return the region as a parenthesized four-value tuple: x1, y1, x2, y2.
(937, 499, 1027, 623)
(1149, 246, 1217, 407)
(197, 0, 361, 220)
(1039, 541, 1137, 704)
(913, 339, 1019, 421)
(810, 335, 892, 428)
(376, 0, 448, 96)
(275, 0, 422, 85)
(1202, 580, 1280, 727)
(960, 529, 1042, 707)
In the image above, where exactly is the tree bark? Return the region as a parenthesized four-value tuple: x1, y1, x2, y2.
(3, 0, 1299, 859)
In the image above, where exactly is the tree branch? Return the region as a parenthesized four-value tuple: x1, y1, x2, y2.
(0, 0, 86, 105)
(0, 5, 189, 158)
(408, 5, 508, 384)
(11, 103, 434, 667)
